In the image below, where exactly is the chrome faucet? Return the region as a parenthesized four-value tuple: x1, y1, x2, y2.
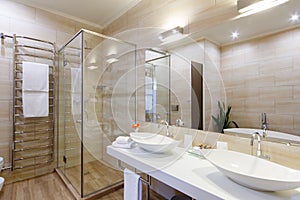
(160, 120, 172, 137)
(250, 132, 262, 157)
(261, 112, 268, 137)
(250, 132, 270, 159)
(175, 118, 184, 127)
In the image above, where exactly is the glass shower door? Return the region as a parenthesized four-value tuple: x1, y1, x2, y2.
(57, 32, 83, 195)
(57, 29, 136, 198)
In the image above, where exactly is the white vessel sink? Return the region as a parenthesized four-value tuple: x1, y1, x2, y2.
(130, 132, 180, 153)
(205, 149, 300, 191)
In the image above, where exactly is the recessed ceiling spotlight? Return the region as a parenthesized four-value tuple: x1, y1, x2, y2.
(290, 13, 300, 22)
(231, 31, 240, 40)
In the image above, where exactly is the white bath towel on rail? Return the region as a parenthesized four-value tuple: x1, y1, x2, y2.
(124, 168, 142, 200)
(22, 61, 49, 92)
(22, 61, 49, 118)
(23, 92, 49, 117)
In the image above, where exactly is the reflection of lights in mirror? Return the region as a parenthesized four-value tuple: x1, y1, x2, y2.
(231, 31, 240, 40)
(87, 62, 98, 70)
(87, 65, 98, 70)
(158, 26, 183, 42)
(237, 0, 289, 18)
(106, 58, 119, 64)
(290, 13, 300, 22)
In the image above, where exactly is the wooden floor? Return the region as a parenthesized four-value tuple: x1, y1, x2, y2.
(64, 160, 123, 195)
(0, 172, 166, 200)
(0, 173, 74, 200)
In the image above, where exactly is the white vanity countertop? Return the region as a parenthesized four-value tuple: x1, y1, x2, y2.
(107, 145, 300, 200)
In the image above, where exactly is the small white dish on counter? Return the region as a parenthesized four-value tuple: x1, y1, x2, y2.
(130, 132, 180, 153)
(204, 149, 300, 191)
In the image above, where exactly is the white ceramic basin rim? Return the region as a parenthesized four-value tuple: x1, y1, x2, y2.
(205, 150, 300, 191)
(130, 132, 180, 153)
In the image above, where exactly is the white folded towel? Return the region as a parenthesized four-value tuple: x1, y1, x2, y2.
(23, 61, 49, 92)
(124, 168, 142, 200)
(22, 61, 49, 118)
(23, 92, 49, 118)
(112, 141, 134, 149)
(116, 136, 131, 144)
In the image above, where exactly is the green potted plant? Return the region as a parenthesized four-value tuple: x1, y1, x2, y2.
(212, 101, 239, 133)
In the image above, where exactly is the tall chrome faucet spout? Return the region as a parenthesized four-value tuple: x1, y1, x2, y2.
(250, 131, 270, 159)
(261, 112, 268, 137)
(251, 132, 261, 157)
(160, 120, 171, 137)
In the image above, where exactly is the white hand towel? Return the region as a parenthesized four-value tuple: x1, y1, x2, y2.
(22, 61, 49, 92)
(124, 168, 142, 200)
(116, 136, 131, 144)
(22, 92, 49, 118)
(112, 141, 134, 149)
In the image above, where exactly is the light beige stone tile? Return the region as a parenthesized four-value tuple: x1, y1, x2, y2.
(294, 86, 300, 99)
(0, 0, 35, 22)
(11, 18, 57, 43)
(0, 57, 11, 81)
(0, 81, 12, 100)
(36, 9, 76, 35)
(275, 99, 300, 115)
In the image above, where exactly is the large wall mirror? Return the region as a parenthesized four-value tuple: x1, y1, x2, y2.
(141, 0, 300, 144)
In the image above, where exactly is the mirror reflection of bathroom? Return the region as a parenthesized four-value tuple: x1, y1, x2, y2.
(145, 49, 170, 123)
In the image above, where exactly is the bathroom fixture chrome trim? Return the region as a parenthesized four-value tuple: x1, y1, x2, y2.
(15, 35, 54, 45)
(14, 53, 53, 60)
(13, 144, 54, 152)
(160, 120, 172, 137)
(9, 32, 56, 171)
(158, 26, 183, 41)
(250, 132, 262, 157)
(117, 160, 151, 200)
(175, 118, 184, 127)
(14, 152, 53, 161)
(14, 128, 54, 134)
(14, 159, 53, 170)
(250, 132, 270, 159)
(261, 112, 268, 136)
(15, 44, 54, 53)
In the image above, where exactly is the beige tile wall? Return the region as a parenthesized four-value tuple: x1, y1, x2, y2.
(221, 27, 300, 136)
(0, 0, 101, 183)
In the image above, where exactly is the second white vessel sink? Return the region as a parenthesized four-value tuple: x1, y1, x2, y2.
(130, 132, 180, 153)
(205, 149, 300, 191)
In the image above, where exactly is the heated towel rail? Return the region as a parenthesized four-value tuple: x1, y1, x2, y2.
(11, 34, 56, 170)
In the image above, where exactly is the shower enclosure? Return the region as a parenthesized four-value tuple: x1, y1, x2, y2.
(57, 29, 136, 197)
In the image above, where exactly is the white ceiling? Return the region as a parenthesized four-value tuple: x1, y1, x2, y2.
(11, 0, 141, 28)
(194, 0, 300, 45)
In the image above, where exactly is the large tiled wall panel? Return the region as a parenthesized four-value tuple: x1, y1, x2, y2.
(221, 27, 300, 136)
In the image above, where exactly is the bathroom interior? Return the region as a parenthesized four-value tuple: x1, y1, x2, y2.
(0, 0, 300, 199)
